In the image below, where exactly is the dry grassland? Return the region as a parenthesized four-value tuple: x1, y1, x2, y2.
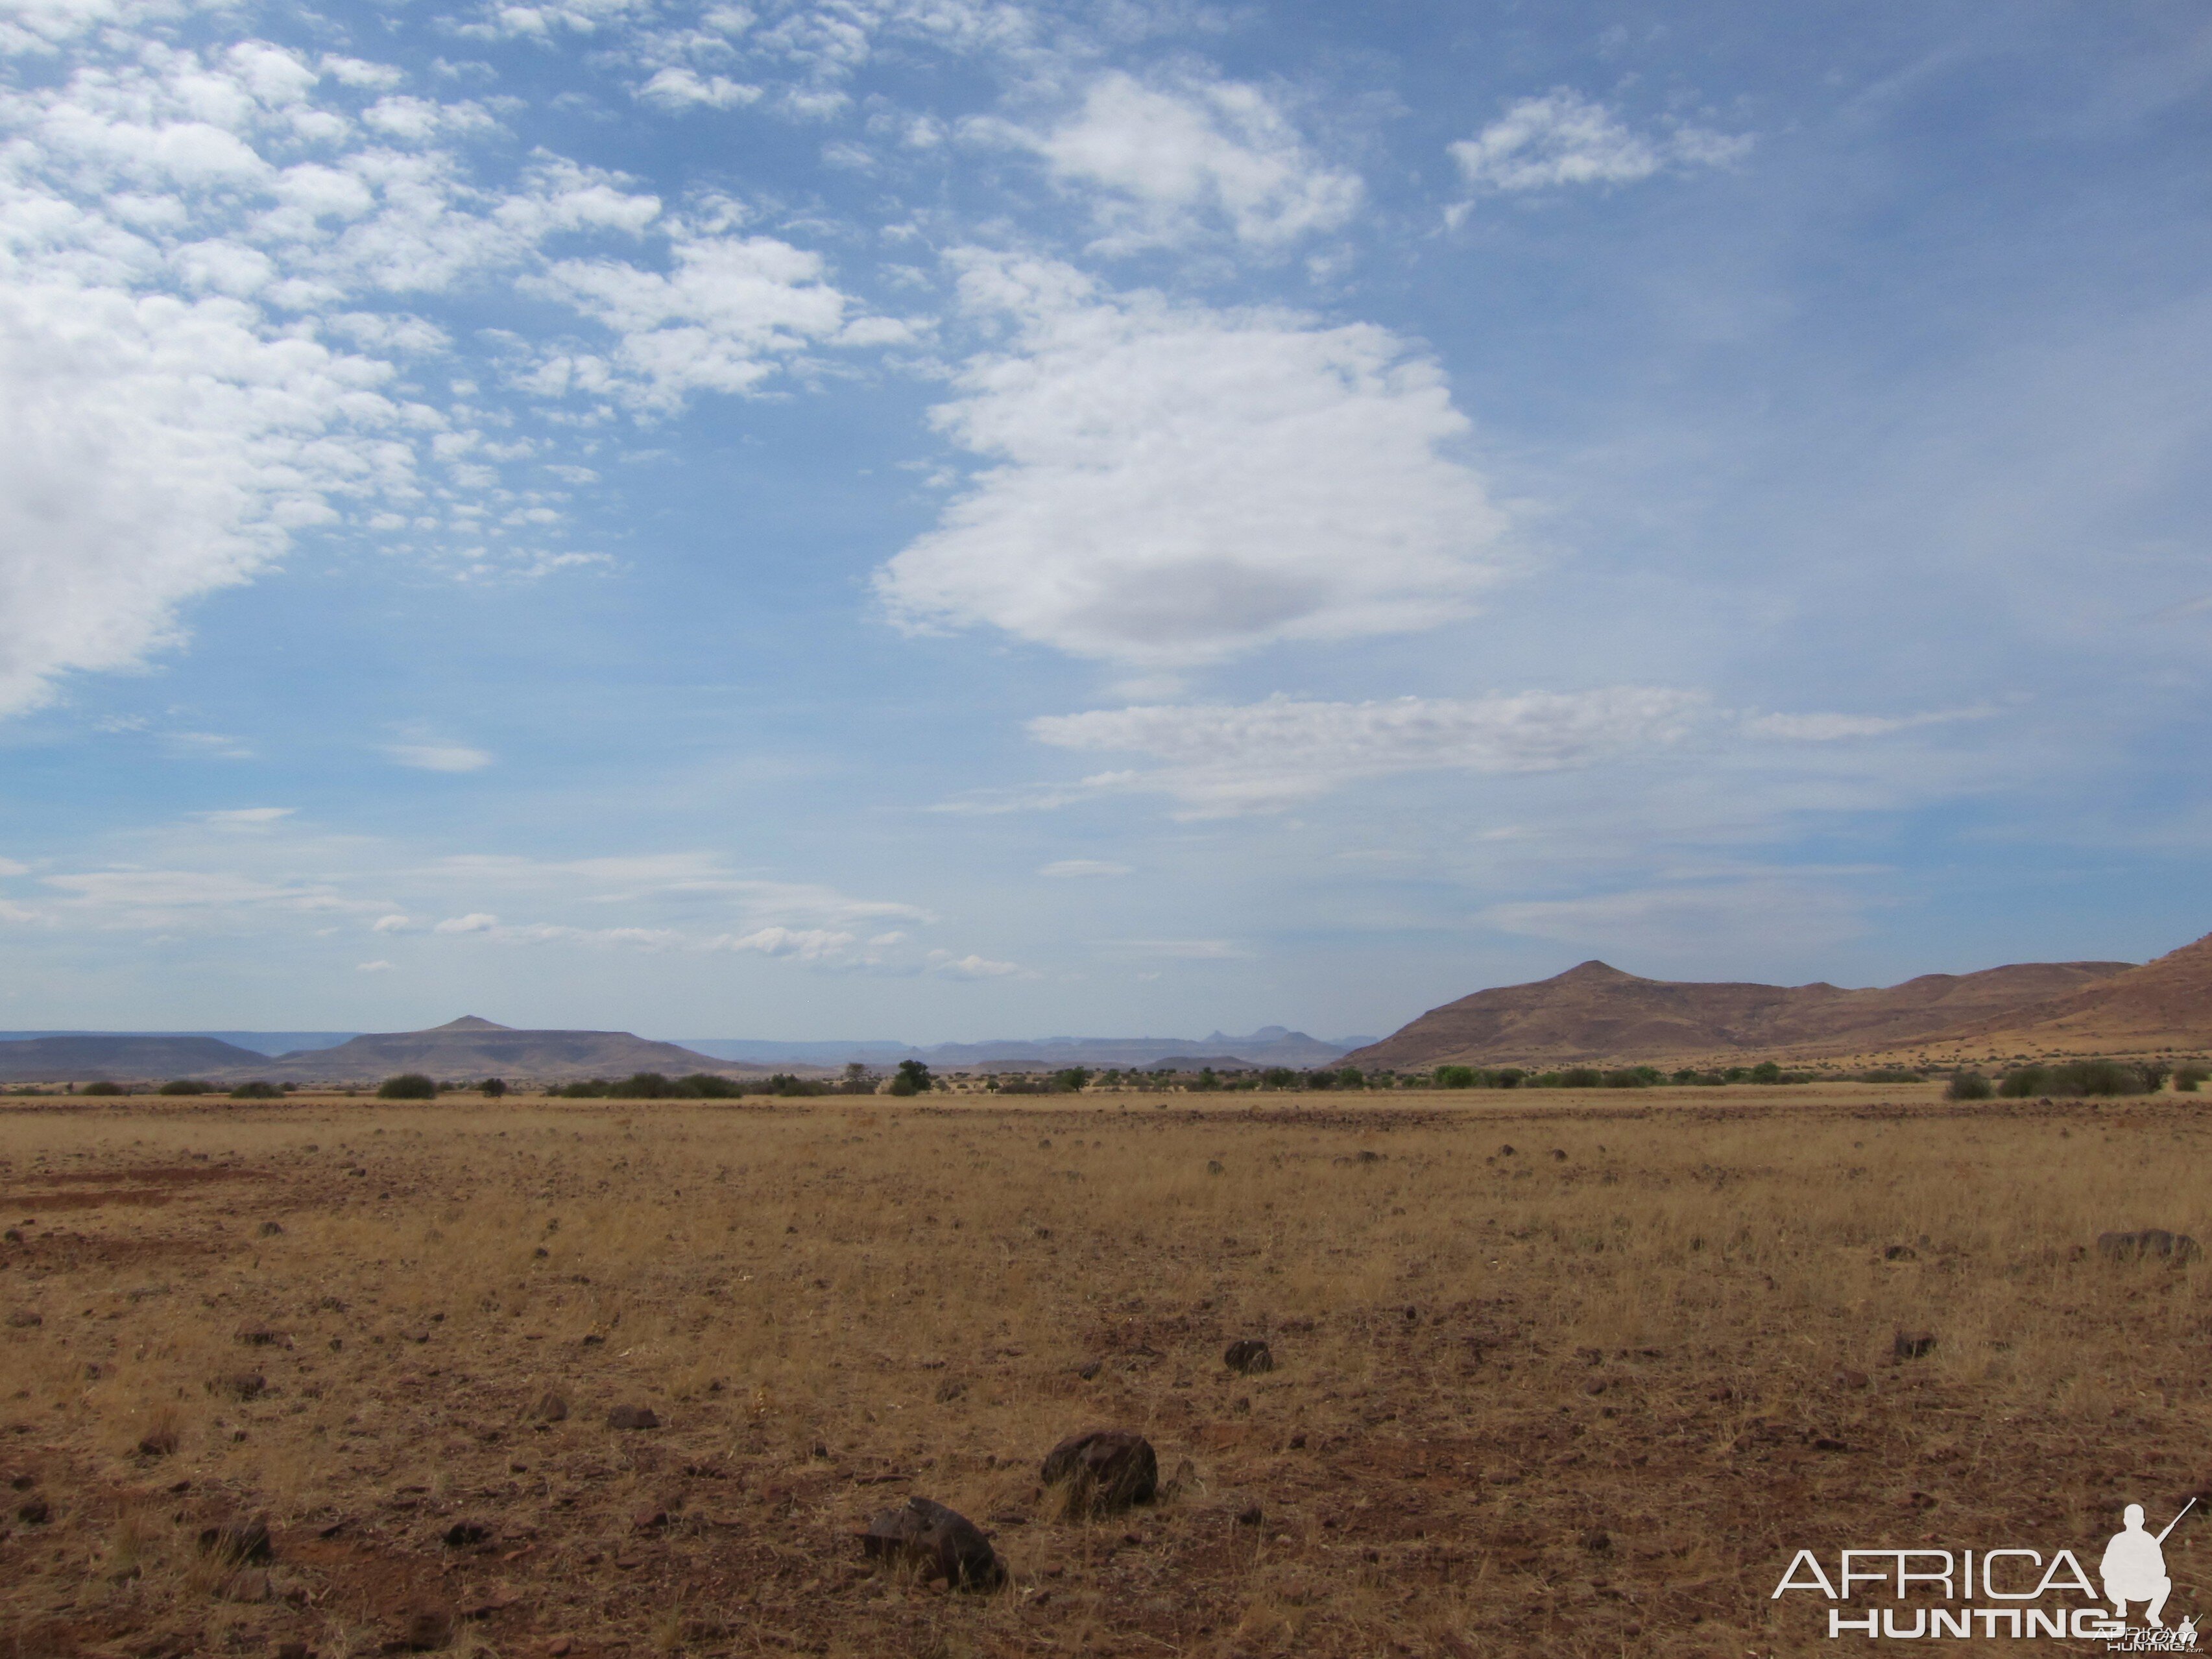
(1, 1086, 2208, 1657)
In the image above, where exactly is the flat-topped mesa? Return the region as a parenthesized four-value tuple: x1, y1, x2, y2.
(430, 1016, 512, 1032)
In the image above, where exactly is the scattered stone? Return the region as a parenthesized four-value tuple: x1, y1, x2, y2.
(441, 1520, 491, 1547)
(234, 1324, 280, 1348)
(199, 1513, 274, 1564)
(531, 1391, 568, 1423)
(1236, 1503, 1264, 1527)
(606, 1404, 660, 1431)
(1882, 1244, 1917, 1261)
(17, 1495, 50, 1524)
(1223, 1339, 1273, 1375)
(1040, 1427, 1158, 1515)
(1581, 1529, 1611, 1553)
(1206, 1160, 1225, 1176)
(399, 1599, 455, 1651)
(1076, 1361, 1103, 1381)
(1, 1228, 20, 1244)
(933, 1378, 966, 1403)
(1834, 1368, 1871, 1390)
(547, 1637, 575, 1656)
(1892, 1330, 1938, 1362)
(860, 1496, 1005, 1590)
(212, 1372, 267, 1402)
(276, 1642, 312, 1659)
(258, 1222, 284, 1237)
(1498, 1144, 1516, 1158)
(630, 1506, 667, 1531)
(2098, 1230, 2202, 1265)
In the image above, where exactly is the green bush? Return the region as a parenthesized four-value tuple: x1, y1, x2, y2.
(1997, 1065, 2048, 1098)
(1749, 1060, 1783, 1084)
(158, 1079, 210, 1095)
(1602, 1066, 1659, 1088)
(1857, 1068, 1923, 1084)
(479, 1077, 508, 1098)
(2176, 1064, 2209, 1093)
(1190, 1068, 1221, 1092)
(768, 1073, 821, 1097)
(376, 1073, 437, 1100)
(1945, 1069, 1993, 1101)
(1557, 1067, 1603, 1089)
(230, 1080, 281, 1100)
(81, 1080, 125, 1095)
(1051, 1068, 1093, 1093)
(2047, 1059, 2148, 1097)
(1433, 1065, 1476, 1089)
(1334, 1067, 1367, 1089)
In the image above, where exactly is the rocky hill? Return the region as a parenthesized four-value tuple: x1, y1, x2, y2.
(1906, 931, 2212, 1057)
(1346, 956, 2141, 1069)
(0, 1034, 270, 1082)
(202, 1016, 765, 1084)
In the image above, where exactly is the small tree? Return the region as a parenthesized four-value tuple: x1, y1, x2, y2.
(2176, 1063, 2209, 1093)
(158, 1079, 210, 1095)
(377, 1073, 437, 1101)
(887, 1058, 933, 1097)
(81, 1080, 125, 1095)
(230, 1080, 281, 1099)
(479, 1077, 508, 1098)
(1946, 1069, 1993, 1101)
(1434, 1065, 1476, 1090)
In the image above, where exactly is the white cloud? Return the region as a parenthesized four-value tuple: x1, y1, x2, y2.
(1743, 707, 1993, 741)
(356, 957, 395, 971)
(371, 913, 411, 932)
(716, 924, 858, 959)
(1447, 90, 1749, 198)
(200, 806, 295, 825)
(433, 911, 499, 932)
(528, 224, 867, 412)
(1039, 859, 1132, 877)
(636, 67, 763, 110)
(927, 948, 1022, 978)
(1028, 688, 1707, 813)
(41, 867, 373, 922)
(384, 743, 494, 772)
(876, 254, 1511, 665)
(1018, 71, 1361, 251)
(0, 857, 28, 876)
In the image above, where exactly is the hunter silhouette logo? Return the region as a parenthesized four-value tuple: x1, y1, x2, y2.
(1771, 1497, 2197, 1645)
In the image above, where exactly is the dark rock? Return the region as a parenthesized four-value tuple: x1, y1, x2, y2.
(531, 1390, 568, 1422)
(1582, 1529, 1611, 1553)
(631, 1505, 667, 1531)
(399, 1599, 455, 1651)
(1206, 1160, 1224, 1175)
(860, 1496, 1005, 1590)
(2098, 1229, 2202, 1265)
(1498, 1144, 1516, 1158)
(1892, 1330, 1938, 1361)
(440, 1520, 490, 1547)
(1236, 1503, 1264, 1527)
(1882, 1245, 1917, 1261)
(933, 1378, 966, 1403)
(199, 1513, 274, 1564)
(5, 1310, 40, 1328)
(606, 1404, 660, 1431)
(234, 1324, 280, 1347)
(1040, 1427, 1158, 1514)
(213, 1372, 267, 1402)
(1223, 1339, 1273, 1375)
(276, 1643, 312, 1659)
(258, 1222, 284, 1237)
(137, 1425, 179, 1457)
(1076, 1360, 1103, 1381)
(17, 1495, 50, 1524)
(1834, 1368, 1871, 1390)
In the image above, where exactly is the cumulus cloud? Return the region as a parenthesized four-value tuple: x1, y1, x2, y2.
(0, 34, 887, 715)
(383, 743, 494, 772)
(1028, 688, 1707, 813)
(433, 911, 499, 932)
(1039, 859, 1131, 877)
(1016, 71, 1360, 250)
(1448, 90, 1748, 201)
(876, 254, 1511, 665)
(636, 67, 762, 110)
(356, 957, 394, 971)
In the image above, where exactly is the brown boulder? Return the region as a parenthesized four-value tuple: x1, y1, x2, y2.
(1040, 1427, 1158, 1514)
(400, 1599, 455, 1651)
(860, 1496, 1005, 1590)
(606, 1404, 659, 1431)
(1223, 1339, 1273, 1375)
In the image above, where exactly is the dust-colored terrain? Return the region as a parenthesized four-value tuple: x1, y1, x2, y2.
(2, 1088, 2209, 1657)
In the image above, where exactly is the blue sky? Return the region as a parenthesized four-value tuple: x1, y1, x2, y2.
(0, 0, 2207, 1040)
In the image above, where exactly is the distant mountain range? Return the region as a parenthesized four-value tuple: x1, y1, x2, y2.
(1347, 935, 2212, 1069)
(676, 1026, 1367, 1071)
(0, 1018, 1366, 1082)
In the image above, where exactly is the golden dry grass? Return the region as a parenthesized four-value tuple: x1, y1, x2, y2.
(0, 1086, 2207, 1656)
